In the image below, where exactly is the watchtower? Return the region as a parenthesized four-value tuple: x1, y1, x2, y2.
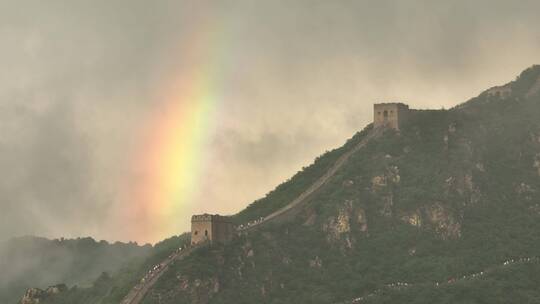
(191, 214, 235, 245)
(373, 103, 409, 130)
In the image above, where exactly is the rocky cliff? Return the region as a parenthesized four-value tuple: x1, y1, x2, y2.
(20, 285, 67, 304)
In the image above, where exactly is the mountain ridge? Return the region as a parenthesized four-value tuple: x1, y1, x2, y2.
(17, 64, 540, 304)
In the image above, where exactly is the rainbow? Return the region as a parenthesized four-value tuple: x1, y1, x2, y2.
(124, 13, 228, 243)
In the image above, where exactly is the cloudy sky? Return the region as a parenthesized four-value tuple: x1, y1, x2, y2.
(1, 0, 539, 244)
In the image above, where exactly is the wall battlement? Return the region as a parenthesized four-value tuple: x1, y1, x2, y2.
(191, 214, 231, 223)
(373, 103, 410, 130)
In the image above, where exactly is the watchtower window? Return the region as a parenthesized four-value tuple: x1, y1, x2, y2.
(383, 110, 388, 119)
(204, 230, 208, 236)
(194, 231, 198, 235)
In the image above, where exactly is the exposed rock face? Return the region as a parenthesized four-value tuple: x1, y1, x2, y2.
(371, 166, 400, 190)
(335, 206, 352, 234)
(21, 284, 67, 304)
(323, 215, 349, 243)
(401, 211, 422, 227)
(534, 153, 540, 176)
(356, 208, 368, 232)
(309, 256, 323, 268)
(371, 166, 401, 217)
(400, 204, 462, 239)
(21, 288, 46, 304)
(425, 203, 461, 239)
(323, 201, 357, 236)
(371, 175, 387, 189)
(323, 203, 352, 241)
(322, 201, 367, 248)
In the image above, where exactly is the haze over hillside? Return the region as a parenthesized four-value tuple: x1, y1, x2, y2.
(3, 1, 540, 304)
(20, 65, 540, 304)
(0, 236, 151, 304)
(2, 0, 540, 244)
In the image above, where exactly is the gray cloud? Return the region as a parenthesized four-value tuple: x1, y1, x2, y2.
(1, 0, 540, 243)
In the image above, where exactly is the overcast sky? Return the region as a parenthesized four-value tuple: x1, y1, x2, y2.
(1, 0, 539, 244)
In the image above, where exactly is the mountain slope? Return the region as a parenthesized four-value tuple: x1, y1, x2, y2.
(42, 65, 540, 304)
(0, 236, 152, 304)
(15, 234, 192, 304)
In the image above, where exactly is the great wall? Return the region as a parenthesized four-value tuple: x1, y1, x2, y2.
(336, 256, 540, 304)
(120, 246, 197, 304)
(120, 103, 405, 304)
(236, 125, 383, 231)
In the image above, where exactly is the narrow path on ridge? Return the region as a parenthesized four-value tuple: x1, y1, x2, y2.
(122, 127, 383, 304)
(238, 127, 383, 231)
(120, 246, 197, 304)
(336, 256, 540, 304)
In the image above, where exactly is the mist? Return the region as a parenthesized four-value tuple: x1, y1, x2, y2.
(1, 0, 540, 244)
(0, 236, 151, 303)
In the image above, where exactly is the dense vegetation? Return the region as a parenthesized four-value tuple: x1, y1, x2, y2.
(361, 262, 540, 304)
(233, 125, 373, 225)
(143, 65, 540, 304)
(37, 234, 191, 304)
(30, 65, 540, 304)
(0, 236, 151, 304)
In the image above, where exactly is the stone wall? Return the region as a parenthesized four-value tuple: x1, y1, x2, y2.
(212, 219, 235, 243)
(191, 217, 213, 245)
(373, 103, 409, 130)
(191, 214, 234, 245)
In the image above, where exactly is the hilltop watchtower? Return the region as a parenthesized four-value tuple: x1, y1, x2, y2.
(373, 103, 409, 130)
(191, 214, 235, 245)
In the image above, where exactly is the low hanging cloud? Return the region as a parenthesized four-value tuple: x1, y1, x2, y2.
(1, 0, 539, 243)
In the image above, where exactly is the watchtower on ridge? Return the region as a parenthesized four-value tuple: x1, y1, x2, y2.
(373, 103, 409, 130)
(191, 214, 235, 245)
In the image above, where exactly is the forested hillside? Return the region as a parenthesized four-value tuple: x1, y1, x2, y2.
(36, 65, 540, 304)
(0, 236, 152, 304)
